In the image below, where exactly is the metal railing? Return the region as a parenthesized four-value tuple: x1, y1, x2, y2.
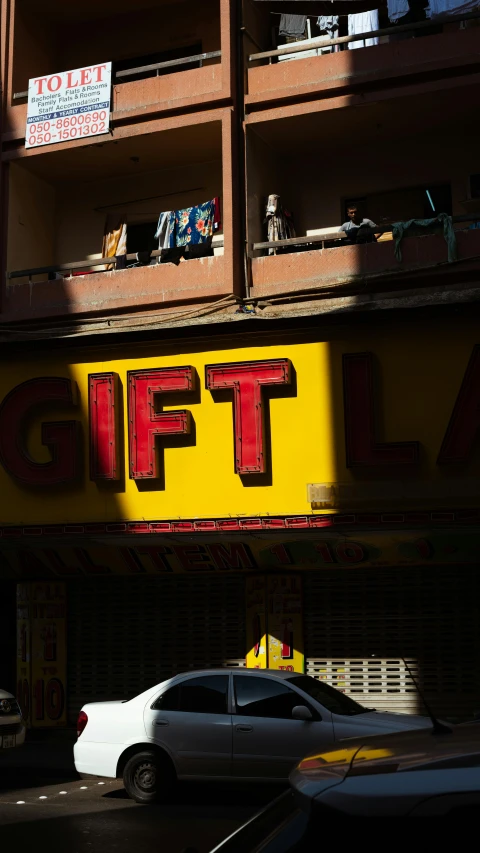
(248, 9, 480, 63)
(7, 239, 224, 282)
(252, 215, 479, 253)
(12, 50, 222, 100)
(253, 231, 347, 252)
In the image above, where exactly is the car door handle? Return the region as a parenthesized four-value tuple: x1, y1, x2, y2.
(235, 724, 253, 733)
(155, 720, 169, 727)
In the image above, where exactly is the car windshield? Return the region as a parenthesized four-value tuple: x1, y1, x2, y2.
(288, 675, 367, 716)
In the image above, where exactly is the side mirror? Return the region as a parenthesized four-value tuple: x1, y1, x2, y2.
(292, 705, 313, 722)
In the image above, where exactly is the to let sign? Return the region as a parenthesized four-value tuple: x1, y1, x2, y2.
(25, 62, 111, 149)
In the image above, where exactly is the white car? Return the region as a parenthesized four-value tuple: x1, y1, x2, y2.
(0, 689, 26, 751)
(74, 668, 432, 803)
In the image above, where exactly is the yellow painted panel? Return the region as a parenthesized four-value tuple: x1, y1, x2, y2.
(0, 320, 479, 524)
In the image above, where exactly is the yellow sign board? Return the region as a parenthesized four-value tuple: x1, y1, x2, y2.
(0, 321, 480, 525)
(246, 575, 304, 672)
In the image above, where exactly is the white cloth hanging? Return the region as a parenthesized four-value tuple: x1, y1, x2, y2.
(348, 10, 380, 48)
(317, 14, 339, 34)
(155, 211, 173, 249)
(387, 0, 410, 22)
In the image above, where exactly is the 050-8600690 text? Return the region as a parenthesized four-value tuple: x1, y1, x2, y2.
(27, 110, 108, 147)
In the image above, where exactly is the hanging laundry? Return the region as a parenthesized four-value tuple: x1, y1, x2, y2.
(160, 247, 184, 266)
(387, 0, 410, 21)
(154, 211, 174, 250)
(136, 251, 152, 266)
(101, 215, 127, 271)
(392, 214, 457, 262)
(317, 14, 339, 36)
(348, 10, 380, 49)
(186, 243, 214, 259)
(264, 194, 296, 256)
(213, 197, 222, 232)
(173, 199, 216, 247)
(426, 0, 478, 16)
(279, 14, 307, 37)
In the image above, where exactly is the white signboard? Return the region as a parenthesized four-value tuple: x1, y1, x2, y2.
(25, 62, 112, 150)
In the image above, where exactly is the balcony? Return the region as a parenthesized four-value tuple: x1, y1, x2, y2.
(250, 228, 480, 300)
(244, 2, 480, 114)
(3, 111, 239, 324)
(247, 84, 480, 299)
(3, 0, 231, 144)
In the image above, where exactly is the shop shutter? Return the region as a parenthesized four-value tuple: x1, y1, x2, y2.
(304, 565, 480, 721)
(67, 574, 245, 723)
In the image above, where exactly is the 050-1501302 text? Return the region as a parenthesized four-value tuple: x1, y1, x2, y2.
(27, 111, 108, 145)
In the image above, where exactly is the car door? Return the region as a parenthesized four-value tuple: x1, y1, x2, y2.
(144, 673, 232, 778)
(232, 674, 334, 779)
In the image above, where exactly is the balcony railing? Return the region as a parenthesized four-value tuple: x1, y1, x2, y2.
(12, 50, 222, 101)
(248, 9, 480, 65)
(7, 237, 224, 283)
(252, 216, 479, 255)
(249, 216, 480, 301)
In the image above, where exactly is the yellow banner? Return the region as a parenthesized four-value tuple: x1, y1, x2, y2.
(1, 320, 478, 527)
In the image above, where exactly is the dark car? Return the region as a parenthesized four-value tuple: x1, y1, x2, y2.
(205, 722, 480, 851)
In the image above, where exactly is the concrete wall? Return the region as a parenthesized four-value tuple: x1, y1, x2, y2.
(12, 0, 220, 96)
(7, 161, 56, 272)
(10, 10, 55, 96)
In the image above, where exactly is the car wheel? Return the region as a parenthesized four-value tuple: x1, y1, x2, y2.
(123, 750, 174, 804)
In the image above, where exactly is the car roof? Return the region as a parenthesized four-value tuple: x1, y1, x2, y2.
(175, 669, 299, 680)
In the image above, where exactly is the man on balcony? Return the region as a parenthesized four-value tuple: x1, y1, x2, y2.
(340, 205, 380, 243)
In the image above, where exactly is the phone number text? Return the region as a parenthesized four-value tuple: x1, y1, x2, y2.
(26, 111, 108, 147)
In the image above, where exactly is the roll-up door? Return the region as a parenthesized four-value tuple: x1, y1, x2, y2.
(67, 573, 245, 723)
(304, 565, 480, 720)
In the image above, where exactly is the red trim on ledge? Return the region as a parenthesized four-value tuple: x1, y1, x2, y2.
(2, 510, 480, 538)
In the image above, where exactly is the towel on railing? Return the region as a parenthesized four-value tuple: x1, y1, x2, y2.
(392, 213, 457, 262)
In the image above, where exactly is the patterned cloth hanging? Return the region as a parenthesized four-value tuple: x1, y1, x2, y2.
(265, 194, 296, 255)
(173, 199, 216, 247)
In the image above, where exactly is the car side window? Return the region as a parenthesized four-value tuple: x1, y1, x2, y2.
(234, 676, 311, 720)
(153, 675, 229, 714)
(152, 683, 181, 711)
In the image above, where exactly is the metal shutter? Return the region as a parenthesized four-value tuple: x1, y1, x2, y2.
(67, 574, 245, 723)
(305, 565, 480, 721)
